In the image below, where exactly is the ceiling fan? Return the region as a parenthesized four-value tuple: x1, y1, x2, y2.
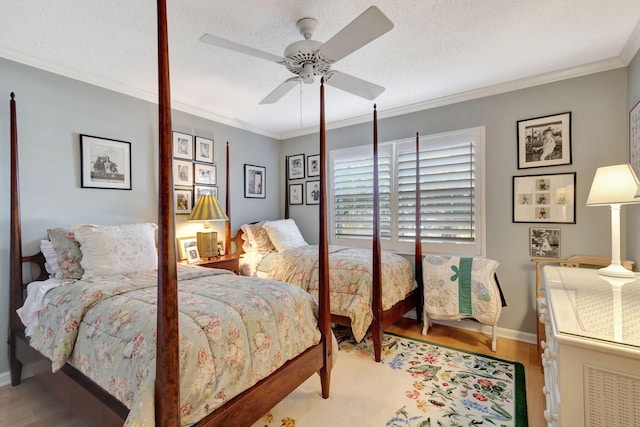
(199, 6, 394, 104)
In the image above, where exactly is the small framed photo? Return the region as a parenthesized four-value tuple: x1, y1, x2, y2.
(177, 236, 197, 260)
(289, 183, 303, 205)
(629, 100, 640, 178)
(173, 131, 193, 160)
(195, 136, 214, 163)
(307, 154, 320, 177)
(513, 172, 576, 223)
(173, 159, 193, 186)
(194, 185, 218, 204)
(186, 245, 201, 264)
(244, 164, 266, 198)
(174, 188, 192, 215)
(517, 112, 571, 169)
(530, 227, 561, 258)
(306, 180, 320, 205)
(194, 164, 217, 185)
(288, 154, 305, 180)
(80, 134, 132, 190)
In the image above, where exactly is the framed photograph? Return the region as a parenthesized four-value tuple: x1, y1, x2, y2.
(186, 245, 200, 264)
(306, 180, 320, 205)
(289, 183, 303, 205)
(194, 164, 217, 185)
(530, 227, 561, 258)
(195, 136, 214, 163)
(513, 172, 576, 223)
(173, 131, 193, 160)
(177, 236, 197, 260)
(174, 188, 192, 215)
(80, 134, 132, 190)
(307, 154, 320, 177)
(194, 185, 218, 204)
(173, 159, 193, 186)
(288, 154, 305, 180)
(517, 112, 571, 169)
(244, 164, 266, 198)
(629, 100, 640, 178)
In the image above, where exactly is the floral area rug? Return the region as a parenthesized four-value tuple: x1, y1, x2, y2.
(253, 327, 527, 427)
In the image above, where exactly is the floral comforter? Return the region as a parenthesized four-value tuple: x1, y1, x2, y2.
(267, 245, 416, 342)
(27, 265, 321, 426)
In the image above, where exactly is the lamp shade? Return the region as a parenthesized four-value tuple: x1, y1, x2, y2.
(586, 164, 640, 206)
(187, 194, 228, 222)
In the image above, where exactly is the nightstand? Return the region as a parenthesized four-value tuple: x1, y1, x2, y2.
(180, 255, 240, 274)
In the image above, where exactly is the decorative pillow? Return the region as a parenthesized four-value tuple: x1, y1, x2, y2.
(241, 221, 276, 254)
(47, 228, 84, 279)
(40, 239, 61, 279)
(262, 219, 308, 252)
(71, 223, 158, 277)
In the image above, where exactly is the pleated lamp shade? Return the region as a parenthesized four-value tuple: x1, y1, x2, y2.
(187, 194, 228, 259)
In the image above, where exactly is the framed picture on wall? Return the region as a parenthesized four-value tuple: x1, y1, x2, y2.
(629, 100, 640, 178)
(80, 134, 132, 190)
(289, 183, 303, 205)
(194, 164, 216, 185)
(195, 136, 214, 163)
(530, 227, 561, 258)
(244, 164, 266, 198)
(287, 154, 305, 180)
(306, 180, 320, 205)
(517, 112, 571, 169)
(307, 154, 320, 177)
(194, 185, 217, 204)
(174, 188, 192, 215)
(513, 172, 575, 223)
(172, 131, 193, 160)
(173, 159, 193, 186)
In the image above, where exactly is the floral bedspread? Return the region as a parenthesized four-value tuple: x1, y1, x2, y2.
(267, 245, 416, 342)
(28, 265, 321, 426)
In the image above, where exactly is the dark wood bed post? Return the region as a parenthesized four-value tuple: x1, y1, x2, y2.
(225, 141, 231, 255)
(371, 105, 383, 362)
(284, 155, 290, 219)
(318, 78, 332, 396)
(9, 92, 24, 386)
(414, 132, 423, 323)
(156, 0, 180, 424)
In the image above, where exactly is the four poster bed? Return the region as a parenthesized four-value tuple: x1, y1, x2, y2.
(7, 2, 332, 426)
(229, 110, 424, 363)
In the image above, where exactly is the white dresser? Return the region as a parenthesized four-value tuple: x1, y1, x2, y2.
(539, 266, 640, 426)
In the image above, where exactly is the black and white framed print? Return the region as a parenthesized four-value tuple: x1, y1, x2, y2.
(174, 188, 192, 215)
(172, 131, 193, 160)
(193, 185, 218, 204)
(513, 172, 575, 223)
(307, 154, 320, 177)
(244, 164, 266, 198)
(530, 227, 561, 258)
(517, 112, 571, 169)
(629, 100, 640, 177)
(289, 183, 303, 205)
(194, 164, 216, 185)
(287, 154, 305, 180)
(306, 180, 320, 205)
(173, 159, 193, 186)
(80, 134, 132, 190)
(195, 136, 214, 163)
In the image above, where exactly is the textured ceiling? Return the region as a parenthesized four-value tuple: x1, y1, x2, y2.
(1, 1, 640, 139)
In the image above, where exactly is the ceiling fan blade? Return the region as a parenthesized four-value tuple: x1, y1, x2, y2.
(317, 6, 394, 63)
(325, 71, 385, 100)
(199, 33, 285, 63)
(259, 77, 300, 104)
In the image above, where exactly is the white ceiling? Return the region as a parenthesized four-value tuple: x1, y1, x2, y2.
(1, 1, 640, 139)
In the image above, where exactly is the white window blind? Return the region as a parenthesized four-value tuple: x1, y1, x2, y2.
(330, 127, 485, 256)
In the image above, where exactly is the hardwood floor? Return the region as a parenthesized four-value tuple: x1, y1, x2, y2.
(0, 320, 544, 427)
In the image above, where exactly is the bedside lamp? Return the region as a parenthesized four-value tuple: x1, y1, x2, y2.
(187, 194, 228, 260)
(586, 164, 640, 278)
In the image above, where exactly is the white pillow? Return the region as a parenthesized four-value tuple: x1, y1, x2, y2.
(40, 239, 61, 279)
(71, 223, 158, 277)
(262, 219, 308, 252)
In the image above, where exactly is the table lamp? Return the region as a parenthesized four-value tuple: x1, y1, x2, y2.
(187, 193, 228, 259)
(586, 164, 640, 278)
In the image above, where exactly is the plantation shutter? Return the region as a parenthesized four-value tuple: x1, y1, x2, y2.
(333, 146, 392, 239)
(398, 140, 476, 243)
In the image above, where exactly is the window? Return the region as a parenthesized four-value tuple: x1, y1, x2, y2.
(329, 127, 485, 256)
